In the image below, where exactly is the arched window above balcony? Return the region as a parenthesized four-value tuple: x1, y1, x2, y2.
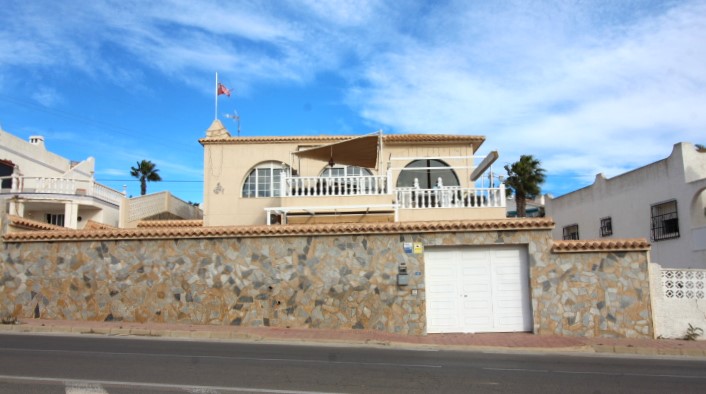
(242, 161, 289, 198)
(396, 159, 459, 189)
(320, 165, 373, 178)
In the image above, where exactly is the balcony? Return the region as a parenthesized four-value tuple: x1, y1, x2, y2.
(283, 174, 389, 197)
(267, 173, 506, 224)
(1, 175, 125, 206)
(396, 186, 506, 209)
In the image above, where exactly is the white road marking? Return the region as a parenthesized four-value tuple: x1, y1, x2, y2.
(483, 367, 706, 379)
(0, 374, 342, 394)
(65, 381, 109, 394)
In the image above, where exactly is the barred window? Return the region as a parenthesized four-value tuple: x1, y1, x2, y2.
(563, 224, 579, 240)
(651, 200, 679, 241)
(600, 217, 613, 237)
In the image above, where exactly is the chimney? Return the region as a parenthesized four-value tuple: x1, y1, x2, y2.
(29, 136, 45, 149)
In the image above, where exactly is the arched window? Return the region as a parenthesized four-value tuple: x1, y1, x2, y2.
(320, 165, 373, 178)
(396, 159, 459, 189)
(242, 161, 288, 198)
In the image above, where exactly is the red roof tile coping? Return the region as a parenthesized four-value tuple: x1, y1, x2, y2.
(199, 134, 485, 146)
(552, 238, 651, 253)
(6, 215, 71, 232)
(84, 220, 116, 230)
(137, 219, 204, 228)
(3, 218, 553, 242)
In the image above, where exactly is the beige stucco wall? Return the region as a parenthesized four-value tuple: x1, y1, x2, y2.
(202, 136, 486, 227)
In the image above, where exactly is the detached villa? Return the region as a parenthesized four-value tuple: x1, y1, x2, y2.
(200, 120, 505, 227)
(0, 120, 659, 339)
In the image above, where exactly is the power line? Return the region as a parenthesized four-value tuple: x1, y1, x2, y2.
(96, 179, 203, 183)
(0, 94, 196, 153)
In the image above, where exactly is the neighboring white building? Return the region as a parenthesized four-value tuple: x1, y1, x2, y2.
(0, 128, 124, 229)
(0, 127, 203, 230)
(545, 142, 706, 269)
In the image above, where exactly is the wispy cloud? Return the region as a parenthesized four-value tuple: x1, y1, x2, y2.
(1, 0, 704, 198)
(347, 0, 706, 194)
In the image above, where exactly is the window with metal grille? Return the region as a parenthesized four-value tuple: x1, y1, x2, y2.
(562, 224, 579, 240)
(600, 217, 612, 237)
(651, 200, 679, 241)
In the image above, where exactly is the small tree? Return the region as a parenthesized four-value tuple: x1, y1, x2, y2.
(130, 160, 162, 196)
(504, 155, 546, 217)
(696, 144, 706, 153)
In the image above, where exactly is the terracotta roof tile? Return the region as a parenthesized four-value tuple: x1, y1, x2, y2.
(84, 220, 116, 230)
(137, 219, 204, 228)
(6, 215, 71, 232)
(552, 238, 650, 253)
(199, 134, 485, 146)
(3, 218, 553, 242)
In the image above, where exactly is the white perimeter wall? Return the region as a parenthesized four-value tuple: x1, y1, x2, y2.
(649, 263, 706, 340)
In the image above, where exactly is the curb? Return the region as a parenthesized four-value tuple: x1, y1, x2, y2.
(2, 322, 705, 358)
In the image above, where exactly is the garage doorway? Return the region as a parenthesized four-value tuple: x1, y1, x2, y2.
(425, 245, 532, 333)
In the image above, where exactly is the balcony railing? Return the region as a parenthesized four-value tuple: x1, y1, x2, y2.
(396, 186, 506, 209)
(283, 175, 389, 197)
(0, 175, 125, 206)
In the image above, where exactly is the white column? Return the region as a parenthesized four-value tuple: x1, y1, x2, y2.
(10, 200, 24, 216)
(64, 201, 79, 229)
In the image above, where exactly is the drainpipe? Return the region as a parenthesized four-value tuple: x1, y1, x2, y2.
(499, 177, 506, 208)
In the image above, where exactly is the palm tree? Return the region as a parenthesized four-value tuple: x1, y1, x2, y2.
(130, 160, 162, 196)
(504, 155, 546, 217)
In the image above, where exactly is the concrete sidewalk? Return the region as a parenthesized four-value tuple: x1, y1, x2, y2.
(2, 318, 706, 358)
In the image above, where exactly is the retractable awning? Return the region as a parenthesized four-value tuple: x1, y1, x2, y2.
(293, 133, 380, 169)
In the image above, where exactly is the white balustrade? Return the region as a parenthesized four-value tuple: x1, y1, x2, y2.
(284, 175, 389, 197)
(92, 182, 125, 205)
(396, 186, 506, 209)
(1, 176, 124, 205)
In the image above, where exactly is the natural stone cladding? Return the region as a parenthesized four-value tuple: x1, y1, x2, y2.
(0, 219, 653, 338)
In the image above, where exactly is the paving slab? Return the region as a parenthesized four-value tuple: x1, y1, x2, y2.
(3, 318, 706, 358)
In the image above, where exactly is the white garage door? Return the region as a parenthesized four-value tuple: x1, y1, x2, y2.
(425, 246, 532, 333)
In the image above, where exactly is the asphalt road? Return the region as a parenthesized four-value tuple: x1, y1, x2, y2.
(0, 333, 704, 393)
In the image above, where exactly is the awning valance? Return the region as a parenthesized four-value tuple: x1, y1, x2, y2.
(293, 133, 380, 169)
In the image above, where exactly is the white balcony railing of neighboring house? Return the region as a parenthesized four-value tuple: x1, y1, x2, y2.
(396, 186, 506, 209)
(0, 175, 125, 206)
(283, 174, 390, 197)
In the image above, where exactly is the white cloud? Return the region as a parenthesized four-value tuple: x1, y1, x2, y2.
(347, 0, 706, 194)
(2, 0, 704, 197)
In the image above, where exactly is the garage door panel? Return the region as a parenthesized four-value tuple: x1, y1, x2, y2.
(426, 245, 532, 334)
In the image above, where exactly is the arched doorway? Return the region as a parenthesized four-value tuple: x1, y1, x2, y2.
(396, 159, 459, 189)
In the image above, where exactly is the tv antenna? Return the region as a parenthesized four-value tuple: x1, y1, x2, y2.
(225, 110, 241, 137)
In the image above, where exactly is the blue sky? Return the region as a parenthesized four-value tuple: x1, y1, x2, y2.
(1, 0, 705, 204)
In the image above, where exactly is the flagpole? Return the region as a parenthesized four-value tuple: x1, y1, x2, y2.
(214, 72, 218, 120)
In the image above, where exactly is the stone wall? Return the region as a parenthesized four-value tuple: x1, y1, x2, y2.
(0, 227, 652, 337)
(535, 248, 652, 338)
